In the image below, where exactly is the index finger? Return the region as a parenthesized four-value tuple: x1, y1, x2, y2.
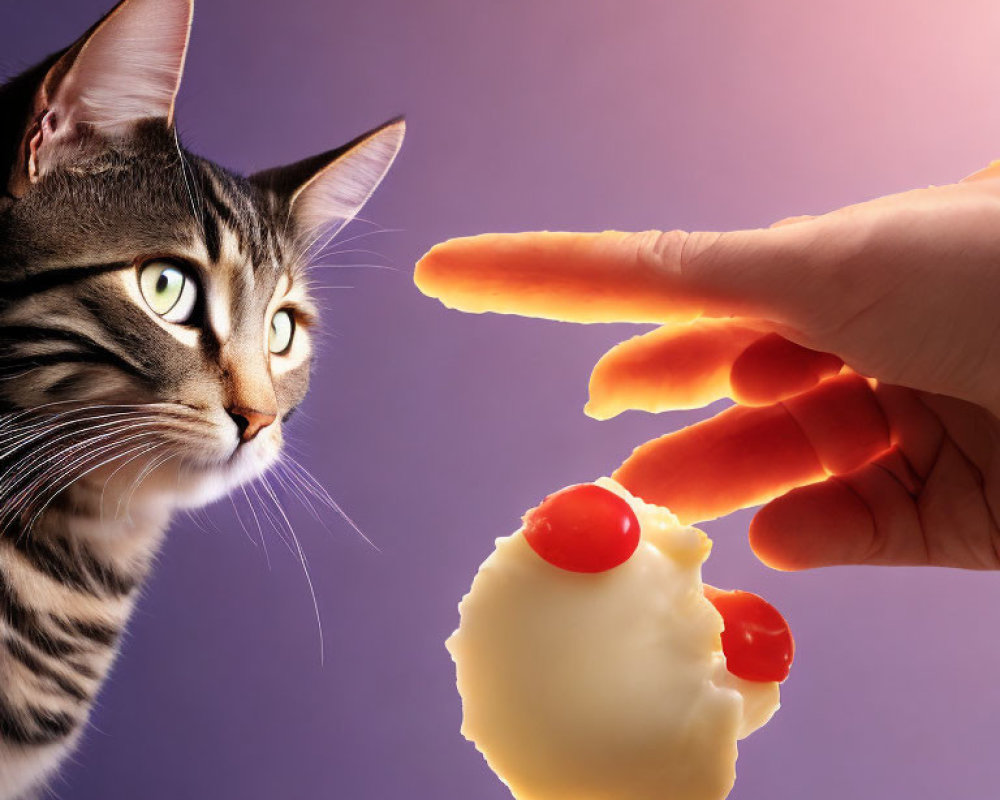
(414, 225, 839, 326)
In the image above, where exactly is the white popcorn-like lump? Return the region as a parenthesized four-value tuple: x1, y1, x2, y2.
(446, 477, 785, 800)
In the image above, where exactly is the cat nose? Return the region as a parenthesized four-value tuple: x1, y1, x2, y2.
(227, 406, 277, 443)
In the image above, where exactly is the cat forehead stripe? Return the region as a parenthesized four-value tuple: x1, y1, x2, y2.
(194, 159, 281, 269)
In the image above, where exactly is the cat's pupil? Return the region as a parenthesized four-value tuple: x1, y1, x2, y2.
(156, 273, 169, 294)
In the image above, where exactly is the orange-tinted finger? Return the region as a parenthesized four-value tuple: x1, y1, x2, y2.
(588, 325, 843, 419)
(748, 432, 1000, 571)
(729, 333, 844, 406)
(585, 320, 767, 419)
(747, 376, 1000, 570)
(613, 373, 890, 523)
(416, 231, 706, 323)
(748, 447, 923, 570)
(414, 223, 846, 326)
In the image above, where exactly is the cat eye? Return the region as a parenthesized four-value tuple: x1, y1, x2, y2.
(138, 261, 198, 324)
(269, 309, 295, 355)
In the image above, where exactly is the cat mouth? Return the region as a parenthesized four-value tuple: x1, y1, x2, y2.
(158, 436, 279, 511)
(226, 441, 249, 465)
(223, 433, 281, 479)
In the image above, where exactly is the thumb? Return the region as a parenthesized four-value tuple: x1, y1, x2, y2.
(414, 222, 852, 327)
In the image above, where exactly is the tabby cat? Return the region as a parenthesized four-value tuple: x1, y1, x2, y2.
(0, 0, 403, 795)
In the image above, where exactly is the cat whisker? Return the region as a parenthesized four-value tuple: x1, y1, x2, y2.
(118, 446, 179, 524)
(0, 404, 202, 535)
(20, 438, 170, 540)
(0, 405, 152, 444)
(298, 212, 388, 259)
(0, 418, 166, 514)
(320, 226, 402, 250)
(173, 131, 205, 232)
(0, 413, 161, 478)
(240, 484, 271, 570)
(274, 460, 326, 523)
(12, 422, 163, 500)
(100, 434, 180, 522)
(282, 454, 379, 552)
(297, 207, 397, 265)
(183, 508, 213, 537)
(0, 404, 179, 448)
(0, 398, 112, 429)
(247, 480, 295, 556)
(194, 506, 224, 536)
(226, 493, 260, 550)
(112, 444, 172, 526)
(314, 247, 392, 262)
(5, 427, 157, 537)
(272, 463, 323, 525)
(0, 422, 165, 504)
(337, 213, 383, 228)
(308, 262, 398, 272)
(259, 472, 325, 664)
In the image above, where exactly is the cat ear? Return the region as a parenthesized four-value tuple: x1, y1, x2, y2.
(252, 118, 406, 254)
(11, 0, 193, 194)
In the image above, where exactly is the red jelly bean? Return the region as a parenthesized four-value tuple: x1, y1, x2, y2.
(703, 585, 794, 682)
(523, 484, 640, 573)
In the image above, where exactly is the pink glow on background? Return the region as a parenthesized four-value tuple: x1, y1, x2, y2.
(4, 1, 1000, 797)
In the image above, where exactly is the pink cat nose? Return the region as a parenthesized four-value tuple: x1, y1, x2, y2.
(227, 406, 277, 443)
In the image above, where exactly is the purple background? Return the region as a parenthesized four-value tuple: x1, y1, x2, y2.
(4, 0, 1000, 797)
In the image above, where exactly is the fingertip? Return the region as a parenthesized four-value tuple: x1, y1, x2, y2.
(749, 480, 874, 570)
(585, 345, 630, 421)
(414, 234, 483, 298)
(730, 334, 844, 406)
(748, 491, 816, 571)
(413, 239, 448, 296)
(583, 398, 615, 421)
(587, 322, 763, 418)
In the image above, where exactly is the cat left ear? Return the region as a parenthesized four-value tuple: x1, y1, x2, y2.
(252, 118, 406, 254)
(10, 0, 193, 195)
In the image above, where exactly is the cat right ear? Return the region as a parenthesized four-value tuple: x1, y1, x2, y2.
(8, 0, 193, 197)
(251, 118, 406, 256)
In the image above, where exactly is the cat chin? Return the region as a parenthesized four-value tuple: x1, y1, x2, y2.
(168, 439, 281, 510)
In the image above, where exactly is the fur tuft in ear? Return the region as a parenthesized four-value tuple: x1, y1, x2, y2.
(252, 118, 405, 254)
(11, 0, 193, 194)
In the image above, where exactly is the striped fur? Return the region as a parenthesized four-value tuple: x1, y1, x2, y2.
(0, 0, 403, 796)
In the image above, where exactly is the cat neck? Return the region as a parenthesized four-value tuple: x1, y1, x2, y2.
(0, 475, 173, 761)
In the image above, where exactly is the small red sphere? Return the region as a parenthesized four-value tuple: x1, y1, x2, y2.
(522, 484, 641, 573)
(703, 586, 794, 682)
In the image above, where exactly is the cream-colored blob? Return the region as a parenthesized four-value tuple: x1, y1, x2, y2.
(446, 478, 780, 800)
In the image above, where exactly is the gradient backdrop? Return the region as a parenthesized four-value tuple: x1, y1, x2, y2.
(4, 1, 1000, 798)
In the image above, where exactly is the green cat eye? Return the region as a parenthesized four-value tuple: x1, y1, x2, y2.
(269, 309, 294, 355)
(138, 261, 198, 324)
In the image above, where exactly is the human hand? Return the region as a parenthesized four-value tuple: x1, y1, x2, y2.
(415, 161, 1000, 570)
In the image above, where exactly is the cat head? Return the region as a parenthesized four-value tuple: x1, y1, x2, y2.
(0, 0, 404, 513)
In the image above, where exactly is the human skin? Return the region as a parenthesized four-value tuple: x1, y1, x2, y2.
(415, 161, 1000, 571)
